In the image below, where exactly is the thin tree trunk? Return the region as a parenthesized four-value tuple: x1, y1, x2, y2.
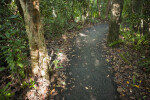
(105, 0, 113, 19)
(97, 0, 101, 17)
(132, 0, 143, 14)
(18, 0, 50, 99)
(71, 0, 74, 21)
(143, 0, 150, 34)
(131, 0, 143, 32)
(107, 0, 124, 46)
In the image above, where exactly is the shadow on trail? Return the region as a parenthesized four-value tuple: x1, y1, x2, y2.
(62, 24, 118, 100)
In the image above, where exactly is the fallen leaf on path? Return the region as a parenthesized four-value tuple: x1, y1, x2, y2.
(117, 87, 123, 93)
(50, 89, 55, 95)
(130, 97, 135, 99)
(134, 85, 140, 88)
(127, 81, 129, 84)
(85, 87, 88, 90)
(107, 75, 109, 77)
(106, 59, 109, 62)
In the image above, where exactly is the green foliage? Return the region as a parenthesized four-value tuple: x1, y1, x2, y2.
(119, 53, 130, 65)
(127, 14, 143, 25)
(21, 81, 28, 89)
(40, 0, 105, 39)
(118, 26, 150, 72)
(0, 82, 14, 100)
(109, 40, 123, 47)
(29, 79, 36, 89)
(41, 0, 70, 38)
(21, 79, 36, 89)
(132, 75, 136, 85)
(139, 58, 150, 71)
(0, 1, 28, 79)
(122, 0, 132, 20)
(52, 59, 63, 69)
(120, 28, 149, 51)
(0, 18, 28, 78)
(0, 67, 6, 72)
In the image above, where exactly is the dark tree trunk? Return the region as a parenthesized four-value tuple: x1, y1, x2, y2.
(131, 0, 143, 32)
(107, 0, 124, 46)
(105, 0, 112, 19)
(71, 0, 74, 21)
(15, 0, 24, 20)
(132, 0, 142, 14)
(143, 0, 150, 34)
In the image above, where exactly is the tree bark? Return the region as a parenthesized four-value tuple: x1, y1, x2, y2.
(71, 0, 74, 21)
(97, 0, 101, 17)
(132, 0, 141, 13)
(15, 0, 24, 20)
(18, 0, 50, 99)
(105, 0, 111, 19)
(143, 0, 150, 34)
(131, 0, 143, 32)
(107, 0, 124, 46)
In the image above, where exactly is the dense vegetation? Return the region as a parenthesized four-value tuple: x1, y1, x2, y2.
(0, 0, 149, 99)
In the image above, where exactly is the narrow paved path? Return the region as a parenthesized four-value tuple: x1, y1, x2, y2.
(63, 24, 117, 100)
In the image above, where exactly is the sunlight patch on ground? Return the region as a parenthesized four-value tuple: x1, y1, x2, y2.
(79, 33, 88, 37)
(62, 34, 67, 41)
(90, 94, 97, 100)
(76, 38, 82, 49)
(94, 59, 100, 67)
(57, 52, 68, 63)
(92, 39, 96, 42)
(91, 52, 94, 57)
(93, 29, 96, 32)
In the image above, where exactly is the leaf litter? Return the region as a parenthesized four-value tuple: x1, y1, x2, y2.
(102, 35, 150, 100)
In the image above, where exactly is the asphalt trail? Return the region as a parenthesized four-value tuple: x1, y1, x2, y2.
(62, 24, 118, 100)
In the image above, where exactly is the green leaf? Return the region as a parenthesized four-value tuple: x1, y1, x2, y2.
(109, 40, 123, 47)
(3, 82, 11, 91)
(20, 46, 26, 49)
(56, 66, 63, 69)
(17, 62, 24, 68)
(19, 70, 25, 78)
(143, 96, 147, 98)
(0, 40, 6, 43)
(133, 75, 136, 85)
(119, 53, 130, 64)
(9, 15, 18, 19)
(0, 34, 5, 39)
(0, 95, 5, 100)
(1, 46, 9, 50)
(0, 67, 6, 71)
(8, 40, 13, 43)
(5, 32, 10, 38)
(21, 81, 28, 88)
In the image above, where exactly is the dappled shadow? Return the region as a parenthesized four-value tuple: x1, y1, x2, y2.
(61, 24, 118, 100)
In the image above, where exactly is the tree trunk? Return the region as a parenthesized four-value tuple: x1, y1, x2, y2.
(105, 0, 111, 19)
(71, 0, 74, 21)
(97, 0, 101, 17)
(18, 0, 50, 99)
(143, 0, 150, 34)
(131, 0, 143, 32)
(15, 0, 24, 20)
(107, 0, 124, 46)
(132, 0, 142, 14)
